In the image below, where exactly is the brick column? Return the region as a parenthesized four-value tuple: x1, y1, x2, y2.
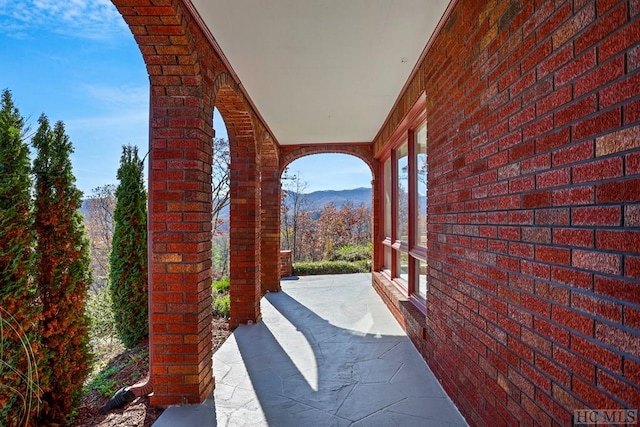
(148, 86, 214, 406)
(371, 174, 382, 270)
(261, 140, 281, 293)
(228, 135, 261, 328)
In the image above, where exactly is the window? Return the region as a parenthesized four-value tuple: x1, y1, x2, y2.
(379, 95, 427, 311)
(396, 141, 409, 244)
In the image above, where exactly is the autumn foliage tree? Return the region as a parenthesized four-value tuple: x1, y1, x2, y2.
(109, 145, 148, 348)
(32, 114, 92, 424)
(0, 89, 41, 425)
(280, 170, 372, 264)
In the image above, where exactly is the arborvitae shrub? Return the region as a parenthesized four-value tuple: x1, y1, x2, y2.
(109, 145, 148, 348)
(0, 89, 41, 426)
(32, 115, 92, 424)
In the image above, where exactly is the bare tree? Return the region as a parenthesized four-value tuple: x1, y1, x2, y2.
(281, 168, 309, 262)
(212, 137, 230, 236)
(84, 184, 116, 292)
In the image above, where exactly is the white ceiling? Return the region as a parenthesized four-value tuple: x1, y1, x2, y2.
(191, 0, 450, 145)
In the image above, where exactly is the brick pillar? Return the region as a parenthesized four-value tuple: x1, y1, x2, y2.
(280, 250, 293, 277)
(228, 135, 261, 328)
(148, 86, 214, 406)
(261, 143, 281, 293)
(371, 174, 382, 271)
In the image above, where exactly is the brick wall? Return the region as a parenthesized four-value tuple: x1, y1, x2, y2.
(373, 0, 639, 425)
(113, 0, 275, 405)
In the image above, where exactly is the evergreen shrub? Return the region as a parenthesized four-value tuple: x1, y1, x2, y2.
(0, 89, 40, 425)
(109, 145, 148, 348)
(33, 114, 92, 424)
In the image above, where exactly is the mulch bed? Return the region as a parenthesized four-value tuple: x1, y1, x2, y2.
(72, 317, 230, 427)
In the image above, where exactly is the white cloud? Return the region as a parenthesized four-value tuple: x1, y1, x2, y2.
(81, 83, 148, 108)
(0, 0, 127, 40)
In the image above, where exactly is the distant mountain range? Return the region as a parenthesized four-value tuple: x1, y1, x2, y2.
(301, 187, 372, 211)
(82, 187, 373, 222)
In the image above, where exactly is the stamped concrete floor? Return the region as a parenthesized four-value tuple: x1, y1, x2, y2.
(153, 273, 467, 426)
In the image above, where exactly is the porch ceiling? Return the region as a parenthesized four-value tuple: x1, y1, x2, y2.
(190, 0, 451, 145)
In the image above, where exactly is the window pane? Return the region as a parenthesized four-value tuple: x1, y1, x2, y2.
(415, 258, 427, 299)
(415, 122, 427, 248)
(384, 245, 392, 271)
(384, 158, 392, 238)
(397, 251, 409, 283)
(396, 142, 409, 243)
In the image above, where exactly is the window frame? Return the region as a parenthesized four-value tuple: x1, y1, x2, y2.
(378, 93, 427, 312)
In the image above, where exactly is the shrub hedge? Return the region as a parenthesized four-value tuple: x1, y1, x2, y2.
(328, 243, 372, 262)
(293, 260, 371, 276)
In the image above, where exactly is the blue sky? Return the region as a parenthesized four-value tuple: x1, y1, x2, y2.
(0, 0, 372, 195)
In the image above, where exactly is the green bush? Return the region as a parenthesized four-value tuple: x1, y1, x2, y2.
(212, 294, 230, 318)
(293, 260, 371, 276)
(212, 276, 230, 318)
(328, 243, 372, 262)
(213, 276, 230, 293)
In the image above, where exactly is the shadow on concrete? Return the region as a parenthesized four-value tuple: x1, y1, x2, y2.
(154, 274, 467, 426)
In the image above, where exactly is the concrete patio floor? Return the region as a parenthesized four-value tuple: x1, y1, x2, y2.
(153, 273, 468, 426)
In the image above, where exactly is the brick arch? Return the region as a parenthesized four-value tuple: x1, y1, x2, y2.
(211, 72, 262, 329)
(279, 145, 377, 177)
(279, 145, 380, 284)
(259, 132, 281, 294)
(111, 0, 215, 407)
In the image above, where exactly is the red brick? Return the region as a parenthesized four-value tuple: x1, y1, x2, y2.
(625, 358, 640, 385)
(535, 246, 570, 265)
(628, 152, 640, 174)
(574, 55, 625, 97)
(597, 369, 640, 408)
(571, 292, 622, 323)
(596, 179, 640, 203)
(522, 190, 552, 208)
(600, 73, 640, 109)
(553, 306, 595, 336)
(596, 230, 640, 252)
(537, 43, 574, 79)
(573, 156, 623, 184)
(626, 256, 640, 280)
(553, 228, 593, 248)
(553, 346, 594, 381)
(571, 335, 622, 372)
(537, 85, 572, 116)
(596, 323, 640, 355)
(572, 206, 621, 226)
(554, 95, 597, 127)
(572, 107, 622, 141)
(599, 18, 640, 62)
(535, 128, 570, 153)
(551, 266, 593, 290)
(522, 227, 551, 244)
(535, 354, 570, 386)
(575, 2, 628, 53)
(552, 140, 593, 166)
(573, 249, 620, 274)
(536, 317, 569, 347)
(595, 275, 640, 304)
(552, 186, 594, 206)
(535, 208, 569, 225)
(555, 48, 596, 87)
(537, 167, 570, 188)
